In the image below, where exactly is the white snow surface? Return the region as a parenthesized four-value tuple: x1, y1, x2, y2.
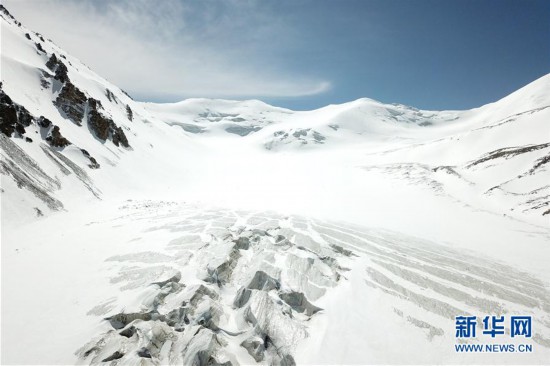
(1, 7, 549, 365)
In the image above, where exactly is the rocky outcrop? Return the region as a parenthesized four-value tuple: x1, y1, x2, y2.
(47, 58, 130, 147)
(121, 89, 134, 100)
(53, 60, 69, 83)
(111, 125, 129, 147)
(105, 88, 118, 104)
(54, 82, 87, 124)
(466, 143, 550, 168)
(37, 116, 52, 128)
(87, 99, 130, 147)
(0, 4, 21, 26)
(126, 104, 133, 121)
(46, 54, 69, 83)
(81, 149, 100, 169)
(0, 87, 34, 137)
(87, 109, 110, 140)
(46, 125, 71, 148)
(35, 42, 45, 53)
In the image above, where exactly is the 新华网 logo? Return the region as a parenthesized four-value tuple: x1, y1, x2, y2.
(454, 315, 533, 353)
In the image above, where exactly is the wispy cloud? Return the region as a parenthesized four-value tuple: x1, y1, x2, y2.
(4, 0, 331, 100)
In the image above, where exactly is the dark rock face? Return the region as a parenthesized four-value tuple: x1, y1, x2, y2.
(45, 54, 58, 70)
(87, 99, 129, 147)
(467, 143, 550, 168)
(16, 107, 33, 128)
(40, 71, 51, 89)
(88, 98, 102, 111)
(88, 109, 110, 140)
(105, 89, 118, 104)
(88, 157, 100, 169)
(52, 60, 69, 83)
(46, 54, 69, 83)
(54, 82, 87, 124)
(0, 5, 17, 21)
(25, 32, 31, 40)
(111, 125, 129, 147)
(38, 116, 52, 128)
(46, 125, 71, 148)
(15, 123, 26, 135)
(35, 42, 45, 53)
(80, 149, 100, 169)
(80, 149, 101, 169)
(0, 88, 34, 137)
(46, 58, 130, 147)
(0, 94, 19, 136)
(126, 104, 133, 121)
(121, 89, 134, 100)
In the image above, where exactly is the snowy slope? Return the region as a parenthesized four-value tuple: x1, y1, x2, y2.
(1, 5, 550, 365)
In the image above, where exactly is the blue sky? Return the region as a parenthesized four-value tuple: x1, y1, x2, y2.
(5, 0, 550, 110)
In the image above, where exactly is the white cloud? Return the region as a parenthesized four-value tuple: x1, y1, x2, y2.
(4, 0, 331, 100)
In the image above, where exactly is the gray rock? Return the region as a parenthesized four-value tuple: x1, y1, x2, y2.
(0, 88, 34, 137)
(126, 104, 133, 121)
(54, 82, 87, 124)
(46, 125, 70, 147)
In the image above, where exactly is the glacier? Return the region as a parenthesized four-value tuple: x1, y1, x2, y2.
(1, 4, 549, 365)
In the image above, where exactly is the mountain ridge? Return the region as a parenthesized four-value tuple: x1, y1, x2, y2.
(2, 3, 549, 227)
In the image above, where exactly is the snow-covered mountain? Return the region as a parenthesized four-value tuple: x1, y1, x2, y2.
(1, 5, 549, 365)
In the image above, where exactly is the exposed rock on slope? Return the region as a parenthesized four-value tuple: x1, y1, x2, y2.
(46, 53, 69, 83)
(0, 86, 33, 137)
(54, 82, 87, 124)
(45, 125, 71, 147)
